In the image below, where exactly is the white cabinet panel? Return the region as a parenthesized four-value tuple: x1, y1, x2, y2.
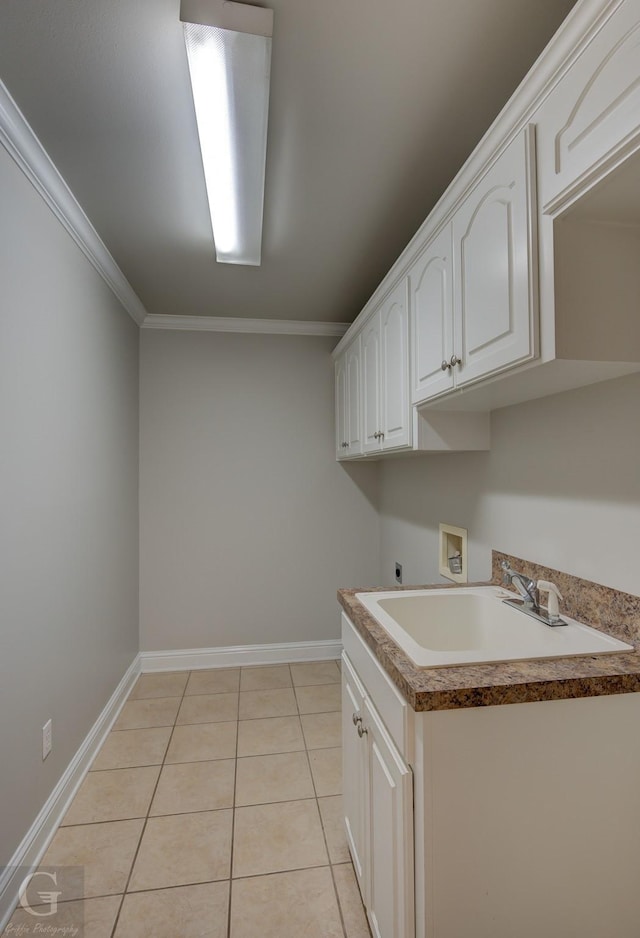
(335, 355, 348, 459)
(335, 337, 363, 460)
(453, 126, 537, 387)
(342, 655, 368, 892)
(409, 225, 454, 403)
(361, 285, 411, 455)
(345, 338, 362, 453)
(380, 282, 411, 449)
(538, 1, 640, 208)
(365, 698, 414, 938)
(361, 314, 382, 454)
(342, 647, 414, 938)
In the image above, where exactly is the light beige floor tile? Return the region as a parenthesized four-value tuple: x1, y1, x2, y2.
(165, 721, 237, 763)
(129, 672, 189, 699)
(39, 819, 143, 899)
(309, 747, 342, 796)
(333, 863, 371, 937)
(185, 668, 240, 695)
(301, 711, 341, 749)
(238, 688, 297, 720)
(318, 795, 350, 863)
(150, 760, 235, 815)
(62, 766, 160, 825)
(177, 692, 239, 725)
(295, 683, 341, 714)
(290, 661, 341, 686)
(237, 715, 304, 757)
(235, 751, 314, 806)
(233, 799, 328, 878)
(230, 867, 343, 938)
(114, 881, 229, 938)
(129, 810, 232, 891)
(114, 697, 180, 730)
(5, 895, 121, 938)
(91, 727, 172, 770)
(240, 666, 292, 692)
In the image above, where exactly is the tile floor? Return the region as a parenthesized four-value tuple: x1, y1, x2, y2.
(4, 661, 371, 938)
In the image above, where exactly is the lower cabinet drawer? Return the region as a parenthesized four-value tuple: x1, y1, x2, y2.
(341, 611, 411, 758)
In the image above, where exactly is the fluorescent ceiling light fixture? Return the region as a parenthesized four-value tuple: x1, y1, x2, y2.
(181, 0, 273, 265)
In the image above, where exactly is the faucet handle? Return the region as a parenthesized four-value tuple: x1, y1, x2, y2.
(537, 580, 563, 621)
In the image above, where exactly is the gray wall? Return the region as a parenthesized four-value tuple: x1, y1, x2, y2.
(0, 144, 139, 865)
(139, 330, 380, 651)
(379, 373, 640, 596)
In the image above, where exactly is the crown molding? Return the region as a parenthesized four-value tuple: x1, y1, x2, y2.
(0, 79, 148, 326)
(142, 314, 350, 337)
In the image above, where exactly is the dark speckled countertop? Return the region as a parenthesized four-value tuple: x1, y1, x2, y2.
(337, 551, 640, 711)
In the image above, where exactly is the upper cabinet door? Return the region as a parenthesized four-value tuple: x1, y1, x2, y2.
(361, 313, 382, 453)
(452, 125, 538, 388)
(380, 282, 411, 450)
(409, 224, 455, 404)
(345, 336, 363, 455)
(537, 2, 640, 209)
(335, 355, 348, 459)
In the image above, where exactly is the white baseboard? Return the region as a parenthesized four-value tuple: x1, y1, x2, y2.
(0, 655, 141, 932)
(140, 639, 342, 672)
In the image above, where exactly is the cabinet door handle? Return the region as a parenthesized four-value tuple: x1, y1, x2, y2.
(357, 722, 368, 738)
(450, 354, 462, 367)
(352, 712, 362, 726)
(441, 360, 451, 372)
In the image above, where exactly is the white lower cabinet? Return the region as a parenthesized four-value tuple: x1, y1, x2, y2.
(342, 623, 414, 938)
(342, 609, 640, 938)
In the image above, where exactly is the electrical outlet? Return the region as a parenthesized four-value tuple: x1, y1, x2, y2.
(42, 719, 52, 761)
(395, 562, 403, 584)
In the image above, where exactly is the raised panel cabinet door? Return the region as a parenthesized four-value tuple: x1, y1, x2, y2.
(335, 355, 348, 459)
(380, 282, 411, 450)
(342, 654, 368, 897)
(361, 313, 383, 453)
(452, 125, 537, 387)
(363, 697, 414, 938)
(537, 1, 640, 209)
(345, 337, 363, 455)
(408, 224, 455, 404)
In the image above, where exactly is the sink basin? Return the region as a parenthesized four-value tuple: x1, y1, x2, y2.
(355, 586, 634, 668)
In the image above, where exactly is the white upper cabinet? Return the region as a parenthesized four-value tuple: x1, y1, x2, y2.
(361, 282, 411, 454)
(537, 0, 640, 209)
(409, 223, 454, 403)
(452, 125, 538, 388)
(333, 0, 640, 454)
(361, 313, 383, 454)
(379, 282, 411, 450)
(410, 126, 537, 405)
(335, 353, 348, 459)
(335, 336, 363, 460)
(345, 338, 363, 455)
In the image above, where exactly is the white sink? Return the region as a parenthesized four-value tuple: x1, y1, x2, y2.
(355, 586, 634, 668)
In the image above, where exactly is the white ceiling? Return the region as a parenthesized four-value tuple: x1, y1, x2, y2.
(0, 0, 577, 323)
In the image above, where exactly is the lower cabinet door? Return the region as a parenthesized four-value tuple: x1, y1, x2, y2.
(364, 697, 414, 938)
(342, 654, 368, 892)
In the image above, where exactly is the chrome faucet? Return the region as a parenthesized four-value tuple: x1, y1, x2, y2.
(500, 560, 566, 627)
(501, 561, 539, 609)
